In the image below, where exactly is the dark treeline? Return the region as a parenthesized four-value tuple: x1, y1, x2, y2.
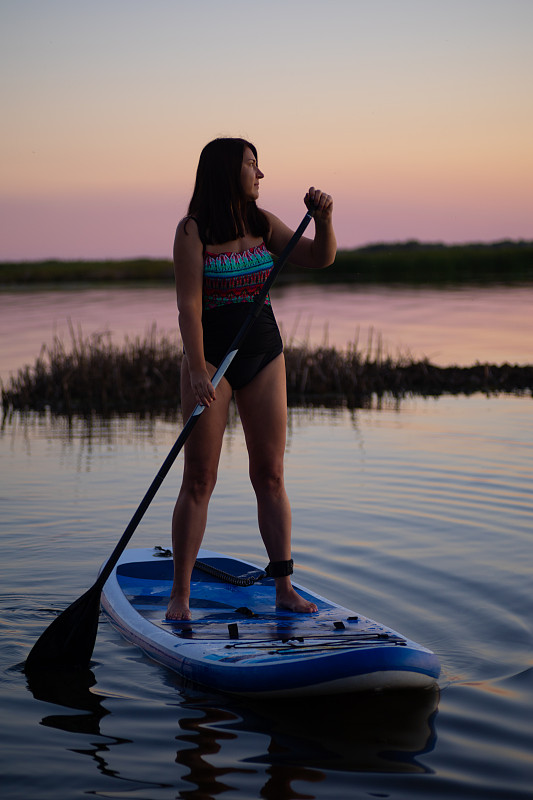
(2, 329, 531, 418)
(1, 240, 532, 285)
(321, 240, 533, 284)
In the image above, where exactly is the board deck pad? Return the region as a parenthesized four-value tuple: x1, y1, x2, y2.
(118, 555, 405, 643)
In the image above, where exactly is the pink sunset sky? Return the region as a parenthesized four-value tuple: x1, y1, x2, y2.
(1, 0, 532, 261)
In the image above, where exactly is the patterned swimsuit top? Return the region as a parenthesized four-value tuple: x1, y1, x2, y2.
(203, 242, 274, 312)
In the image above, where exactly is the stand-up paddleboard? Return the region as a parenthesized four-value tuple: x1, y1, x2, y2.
(100, 547, 440, 697)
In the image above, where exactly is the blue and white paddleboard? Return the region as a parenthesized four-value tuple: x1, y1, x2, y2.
(100, 547, 440, 697)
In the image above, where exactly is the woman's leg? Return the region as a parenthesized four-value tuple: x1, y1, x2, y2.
(166, 358, 232, 620)
(235, 354, 318, 613)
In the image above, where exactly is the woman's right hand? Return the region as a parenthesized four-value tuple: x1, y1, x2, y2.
(189, 367, 216, 407)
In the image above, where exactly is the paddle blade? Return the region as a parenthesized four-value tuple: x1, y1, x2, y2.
(24, 584, 101, 673)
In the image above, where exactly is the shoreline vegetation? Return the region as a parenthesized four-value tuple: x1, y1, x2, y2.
(2, 326, 531, 418)
(1, 240, 533, 285)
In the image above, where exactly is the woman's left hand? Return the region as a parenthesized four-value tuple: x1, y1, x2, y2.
(304, 187, 333, 223)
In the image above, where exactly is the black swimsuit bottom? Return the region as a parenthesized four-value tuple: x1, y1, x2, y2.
(202, 302, 283, 390)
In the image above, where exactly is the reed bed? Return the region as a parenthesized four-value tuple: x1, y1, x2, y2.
(2, 325, 532, 417)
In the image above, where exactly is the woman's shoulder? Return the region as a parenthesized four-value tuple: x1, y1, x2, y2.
(173, 216, 204, 262)
(257, 208, 275, 244)
(259, 208, 274, 225)
(259, 208, 286, 249)
(176, 215, 200, 236)
(175, 216, 204, 246)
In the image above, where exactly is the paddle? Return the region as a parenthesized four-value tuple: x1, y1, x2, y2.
(24, 207, 314, 672)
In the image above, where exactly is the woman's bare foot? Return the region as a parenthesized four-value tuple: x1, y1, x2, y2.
(165, 595, 192, 620)
(276, 583, 318, 613)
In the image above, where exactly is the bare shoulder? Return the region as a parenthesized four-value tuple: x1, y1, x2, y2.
(260, 208, 281, 230)
(174, 217, 203, 262)
(175, 215, 200, 243)
(260, 208, 294, 255)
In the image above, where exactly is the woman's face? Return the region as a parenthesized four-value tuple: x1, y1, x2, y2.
(240, 147, 264, 201)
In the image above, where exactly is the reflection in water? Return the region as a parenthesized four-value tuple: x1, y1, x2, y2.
(26, 667, 173, 793)
(26, 667, 109, 736)
(175, 704, 256, 798)
(174, 687, 439, 798)
(229, 689, 439, 774)
(26, 664, 438, 799)
(4, 404, 368, 471)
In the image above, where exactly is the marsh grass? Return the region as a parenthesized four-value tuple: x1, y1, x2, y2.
(2, 324, 531, 418)
(2, 322, 179, 417)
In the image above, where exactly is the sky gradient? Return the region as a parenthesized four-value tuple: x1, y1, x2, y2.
(1, 0, 532, 259)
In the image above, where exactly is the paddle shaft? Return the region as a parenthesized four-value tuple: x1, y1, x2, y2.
(25, 208, 314, 671)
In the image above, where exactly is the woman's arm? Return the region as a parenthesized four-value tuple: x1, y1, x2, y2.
(173, 218, 216, 406)
(264, 187, 337, 269)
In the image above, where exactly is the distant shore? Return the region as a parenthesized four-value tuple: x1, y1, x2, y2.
(1, 240, 532, 285)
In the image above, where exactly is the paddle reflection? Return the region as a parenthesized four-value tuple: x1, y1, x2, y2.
(26, 666, 109, 736)
(26, 666, 173, 793)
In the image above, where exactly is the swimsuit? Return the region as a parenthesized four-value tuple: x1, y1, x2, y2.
(201, 243, 283, 390)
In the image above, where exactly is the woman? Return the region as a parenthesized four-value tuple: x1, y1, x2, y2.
(166, 137, 336, 620)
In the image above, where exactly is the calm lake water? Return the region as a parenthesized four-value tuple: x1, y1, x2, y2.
(1, 284, 532, 799)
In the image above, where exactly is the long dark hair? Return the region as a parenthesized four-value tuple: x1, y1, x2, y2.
(187, 138, 269, 245)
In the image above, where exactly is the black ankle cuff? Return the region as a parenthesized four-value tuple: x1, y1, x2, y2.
(265, 559, 294, 578)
